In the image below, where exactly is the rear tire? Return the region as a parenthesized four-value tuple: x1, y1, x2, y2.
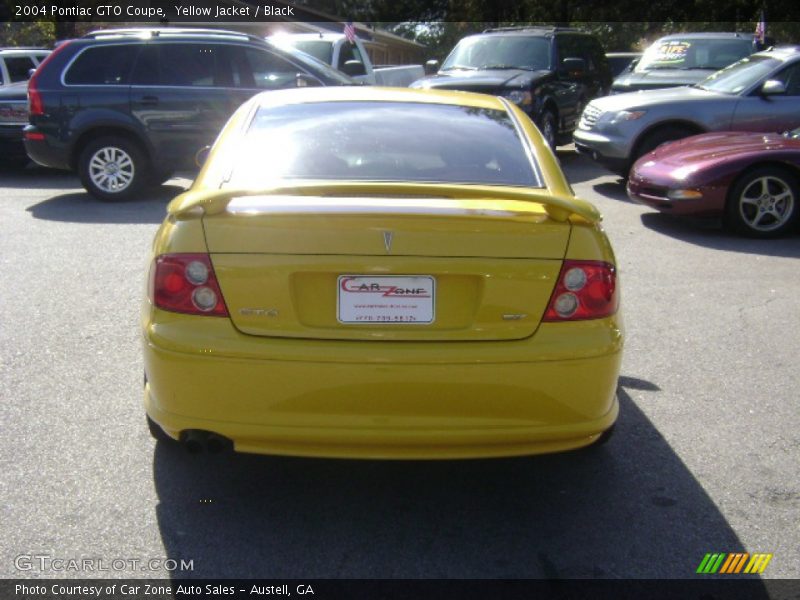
(725, 166, 799, 238)
(147, 415, 172, 443)
(78, 136, 149, 201)
(539, 109, 558, 151)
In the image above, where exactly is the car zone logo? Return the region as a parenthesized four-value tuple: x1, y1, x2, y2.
(339, 278, 432, 298)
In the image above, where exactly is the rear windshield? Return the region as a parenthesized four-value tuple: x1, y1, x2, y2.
(636, 38, 753, 72)
(226, 101, 540, 188)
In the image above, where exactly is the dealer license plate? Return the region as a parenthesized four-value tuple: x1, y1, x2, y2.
(337, 275, 435, 324)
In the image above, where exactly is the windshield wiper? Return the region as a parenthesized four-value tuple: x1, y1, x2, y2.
(478, 64, 533, 71)
(441, 64, 479, 71)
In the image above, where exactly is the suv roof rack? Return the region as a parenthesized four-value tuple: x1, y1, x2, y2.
(482, 26, 581, 34)
(0, 47, 50, 51)
(83, 28, 264, 44)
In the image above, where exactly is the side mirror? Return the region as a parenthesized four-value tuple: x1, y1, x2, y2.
(561, 57, 586, 77)
(28, 68, 36, 80)
(628, 58, 640, 70)
(760, 79, 786, 97)
(296, 73, 322, 88)
(194, 146, 211, 168)
(341, 60, 366, 77)
(424, 59, 440, 75)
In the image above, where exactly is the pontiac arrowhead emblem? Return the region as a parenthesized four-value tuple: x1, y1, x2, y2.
(382, 230, 394, 253)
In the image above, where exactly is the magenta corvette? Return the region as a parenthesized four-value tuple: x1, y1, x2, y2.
(627, 128, 800, 238)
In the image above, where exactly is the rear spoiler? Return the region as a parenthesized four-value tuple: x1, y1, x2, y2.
(167, 182, 601, 223)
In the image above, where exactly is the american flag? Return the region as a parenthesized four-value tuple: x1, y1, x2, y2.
(755, 10, 766, 45)
(344, 21, 356, 44)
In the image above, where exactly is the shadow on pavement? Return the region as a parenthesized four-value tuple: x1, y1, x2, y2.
(25, 185, 186, 224)
(0, 165, 80, 190)
(592, 180, 637, 204)
(557, 147, 618, 186)
(640, 212, 800, 258)
(151, 383, 765, 585)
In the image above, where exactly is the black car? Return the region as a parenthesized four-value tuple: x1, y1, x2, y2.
(24, 28, 355, 200)
(411, 27, 612, 149)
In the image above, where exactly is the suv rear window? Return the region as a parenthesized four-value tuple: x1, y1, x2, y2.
(65, 45, 138, 85)
(227, 101, 541, 188)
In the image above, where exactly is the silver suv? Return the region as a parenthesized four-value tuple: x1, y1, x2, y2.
(574, 46, 800, 176)
(0, 47, 50, 86)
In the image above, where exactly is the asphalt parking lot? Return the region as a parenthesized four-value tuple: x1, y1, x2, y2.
(1, 150, 798, 581)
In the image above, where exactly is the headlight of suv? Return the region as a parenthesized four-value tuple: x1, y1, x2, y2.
(502, 90, 532, 106)
(605, 110, 647, 125)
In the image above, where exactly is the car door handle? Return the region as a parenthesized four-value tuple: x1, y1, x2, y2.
(139, 96, 159, 106)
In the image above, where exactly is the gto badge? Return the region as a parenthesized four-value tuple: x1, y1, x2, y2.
(382, 230, 394, 253)
(239, 308, 279, 317)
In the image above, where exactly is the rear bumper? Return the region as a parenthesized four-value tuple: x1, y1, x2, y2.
(573, 128, 631, 174)
(143, 310, 623, 459)
(23, 125, 71, 170)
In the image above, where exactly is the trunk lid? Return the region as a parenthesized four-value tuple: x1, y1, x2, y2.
(202, 194, 572, 341)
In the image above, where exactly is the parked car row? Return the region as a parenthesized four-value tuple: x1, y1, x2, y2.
(4, 26, 799, 237)
(2, 28, 356, 193)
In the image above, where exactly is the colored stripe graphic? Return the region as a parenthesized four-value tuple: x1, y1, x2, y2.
(720, 553, 749, 573)
(744, 554, 773, 574)
(697, 553, 726, 574)
(697, 552, 772, 574)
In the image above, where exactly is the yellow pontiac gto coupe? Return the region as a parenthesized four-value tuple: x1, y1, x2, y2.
(142, 87, 623, 459)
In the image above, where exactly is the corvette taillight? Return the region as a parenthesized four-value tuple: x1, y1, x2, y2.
(150, 254, 229, 317)
(543, 260, 618, 321)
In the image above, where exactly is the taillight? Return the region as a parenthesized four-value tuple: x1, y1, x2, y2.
(543, 260, 618, 321)
(28, 75, 44, 116)
(149, 254, 229, 317)
(28, 40, 72, 117)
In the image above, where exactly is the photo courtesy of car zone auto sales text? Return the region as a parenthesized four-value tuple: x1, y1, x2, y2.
(0, 0, 798, 598)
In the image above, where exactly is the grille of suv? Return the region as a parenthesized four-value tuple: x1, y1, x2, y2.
(579, 105, 603, 130)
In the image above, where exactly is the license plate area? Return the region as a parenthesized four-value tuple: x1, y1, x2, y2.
(337, 275, 435, 324)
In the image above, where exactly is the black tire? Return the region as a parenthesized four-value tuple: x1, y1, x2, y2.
(77, 136, 150, 201)
(633, 126, 696, 163)
(724, 166, 799, 238)
(147, 415, 172, 443)
(539, 109, 558, 151)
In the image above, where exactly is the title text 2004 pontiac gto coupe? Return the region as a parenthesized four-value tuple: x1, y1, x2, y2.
(142, 87, 623, 459)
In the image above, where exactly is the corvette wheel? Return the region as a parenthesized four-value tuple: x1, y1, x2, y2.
(726, 167, 798, 238)
(147, 415, 172, 443)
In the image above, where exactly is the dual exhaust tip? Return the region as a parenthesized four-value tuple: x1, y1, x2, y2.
(180, 430, 232, 454)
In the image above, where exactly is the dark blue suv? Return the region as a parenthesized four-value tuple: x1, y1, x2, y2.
(24, 28, 354, 200)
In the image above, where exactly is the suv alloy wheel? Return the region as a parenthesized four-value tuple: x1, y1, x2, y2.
(78, 137, 149, 202)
